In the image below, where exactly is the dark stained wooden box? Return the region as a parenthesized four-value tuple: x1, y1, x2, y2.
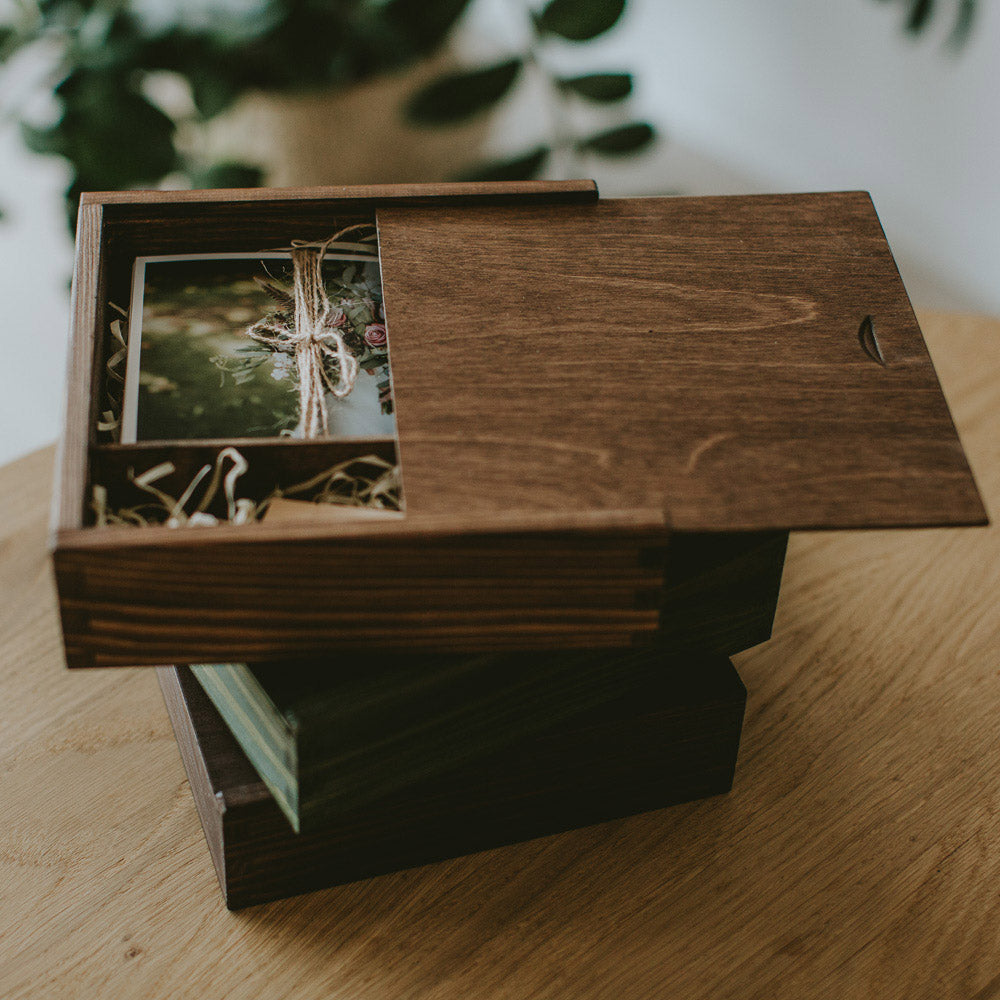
(51, 181, 985, 668)
(158, 655, 747, 910)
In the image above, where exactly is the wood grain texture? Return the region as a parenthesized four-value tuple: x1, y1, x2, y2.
(657, 530, 787, 653)
(2, 311, 997, 998)
(53, 522, 670, 667)
(53, 523, 785, 667)
(379, 192, 986, 531)
(53, 200, 102, 534)
(164, 655, 745, 906)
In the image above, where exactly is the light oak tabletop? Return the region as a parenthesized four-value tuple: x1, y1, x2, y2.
(1, 311, 997, 999)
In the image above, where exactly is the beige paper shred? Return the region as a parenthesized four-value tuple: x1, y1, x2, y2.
(92, 449, 402, 529)
(97, 307, 130, 436)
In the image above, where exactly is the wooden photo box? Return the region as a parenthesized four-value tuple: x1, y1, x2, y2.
(158, 651, 747, 910)
(51, 181, 985, 669)
(190, 643, 747, 836)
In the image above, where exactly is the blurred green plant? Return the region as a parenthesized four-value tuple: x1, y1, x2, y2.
(876, 0, 978, 47)
(0, 0, 479, 226)
(0, 0, 978, 229)
(404, 0, 654, 181)
(0, 0, 652, 228)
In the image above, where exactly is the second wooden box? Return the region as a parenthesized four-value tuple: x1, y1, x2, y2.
(159, 649, 746, 909)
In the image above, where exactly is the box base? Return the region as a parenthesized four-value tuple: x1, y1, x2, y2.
(158, 658, 746, 910)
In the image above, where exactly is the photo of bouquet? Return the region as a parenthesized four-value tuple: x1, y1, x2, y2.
(120, 230, 396, 443)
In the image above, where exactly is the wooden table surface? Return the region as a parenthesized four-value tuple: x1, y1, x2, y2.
(1, 311, 997, 999)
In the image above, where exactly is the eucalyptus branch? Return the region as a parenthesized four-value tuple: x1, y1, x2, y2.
(405, 0, 653, 181)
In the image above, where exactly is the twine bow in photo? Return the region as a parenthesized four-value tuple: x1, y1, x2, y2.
(244, 227, 380, 438)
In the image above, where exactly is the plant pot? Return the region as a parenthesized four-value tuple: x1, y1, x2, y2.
(190, 54, 491, 187)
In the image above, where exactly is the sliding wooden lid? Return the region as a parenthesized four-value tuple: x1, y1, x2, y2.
(51, 184, 986, 667)
(378, 192, 985, 532)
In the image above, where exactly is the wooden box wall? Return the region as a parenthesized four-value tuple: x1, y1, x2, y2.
(158, 656, 747, 909)
(52, 182, 984, 668)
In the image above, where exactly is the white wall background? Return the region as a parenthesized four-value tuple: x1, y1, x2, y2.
(609, 0, 1000, 314)
(1, 0, 997, 466)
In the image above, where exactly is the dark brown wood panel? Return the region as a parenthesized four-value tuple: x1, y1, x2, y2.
(54, 520, 672, 666)
(93, 180, 598, 257)
(54, 522, 786, 668)
(658, 530, 788, 653)
(157, 658, 745, 909)
(378, 192, 985, 531)
(54, 201, 103, 532)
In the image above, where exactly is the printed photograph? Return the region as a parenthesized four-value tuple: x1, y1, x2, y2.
(121, 250, 396, 442)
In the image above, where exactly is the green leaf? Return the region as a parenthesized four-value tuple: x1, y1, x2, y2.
(64, 9, 138, 69)
(576, 121, 655, 155)
(558, 72, 632, 102)
(191, 161, 264, 189)
(536, 0, 626, 41)
(384, 0, 474, 53)
(82, 94, 177, 184)
(50, 72, 178, 189)
(21, 122, 66, 156)
(188, 68, 243, 119)
(949, 0, 977, 47)
(906, 0, 935, 33)
(0, 25, 19, 61)
(454, 146, 550, 181)
(886, 0, 978, 48)
(405, 58, 522, 124)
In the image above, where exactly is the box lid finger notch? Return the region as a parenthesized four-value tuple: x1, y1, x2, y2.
(52, 182, 986, 668)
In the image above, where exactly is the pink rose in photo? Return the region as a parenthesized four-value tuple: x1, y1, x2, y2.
(328, 308, 347, 327)
(364, 322, 387, 348)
